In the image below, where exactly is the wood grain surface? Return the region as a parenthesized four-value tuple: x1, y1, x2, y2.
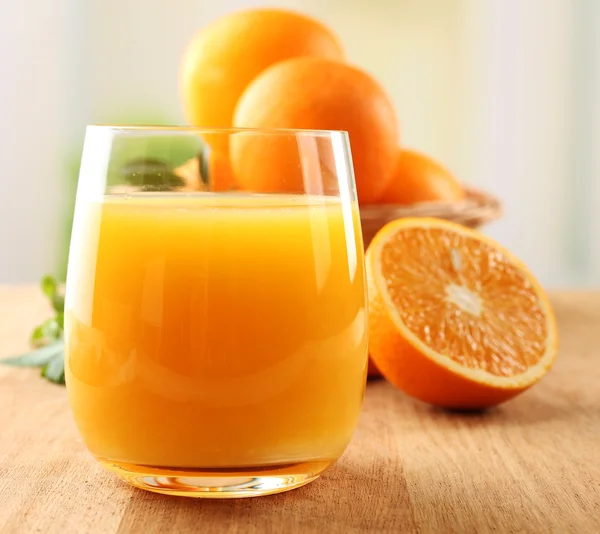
(0, 286, 599, 533)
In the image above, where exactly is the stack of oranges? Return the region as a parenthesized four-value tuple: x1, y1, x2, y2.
(179, 7, 463, 206)
(179, 8, 558, 410)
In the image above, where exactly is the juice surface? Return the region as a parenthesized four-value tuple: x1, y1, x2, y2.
(65, 193, 368, 468)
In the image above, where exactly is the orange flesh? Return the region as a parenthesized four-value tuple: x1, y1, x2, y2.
(379, 227, 548, 377)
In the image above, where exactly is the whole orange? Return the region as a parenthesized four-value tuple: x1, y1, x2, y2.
(378, 149, 464, 205)
(231, 57, 399, 203)
(180, 9, 344, 132)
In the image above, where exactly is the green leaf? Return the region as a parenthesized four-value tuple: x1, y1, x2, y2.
(52, 294, 65, 314)
(1, 341, 64, 367)
(41, 275, 58, 299)
(120, 158, 186, 191)
(30, 324, 46, 347)
(41, 352, 65, 385)
(42, 318, 62, 340)
(30, 317, 63, 347)
(56, 312, 64, 330)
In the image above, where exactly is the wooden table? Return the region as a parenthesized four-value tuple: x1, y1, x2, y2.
(0, 286, 599, 533)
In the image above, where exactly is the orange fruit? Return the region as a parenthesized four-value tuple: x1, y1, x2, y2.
(205, 148, 236, 192)
(179, 8, 344, 133)
(174, 147, 236, 192)
(231, 56, 399, 203)
(378, 149, 464, 205)
(367, 217, 558, 409)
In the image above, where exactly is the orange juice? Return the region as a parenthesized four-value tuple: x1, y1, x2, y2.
(65, 194, 367, 472)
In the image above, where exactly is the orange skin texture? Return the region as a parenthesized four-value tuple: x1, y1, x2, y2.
(231, 57, 399, 203)
(180, 8, 345, 131)
(378, 149, 464, 205)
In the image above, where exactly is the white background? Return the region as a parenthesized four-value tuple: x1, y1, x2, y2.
(0, 0, 598, 287)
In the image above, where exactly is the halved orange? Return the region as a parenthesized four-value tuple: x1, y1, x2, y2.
(366, 217, 558, 409)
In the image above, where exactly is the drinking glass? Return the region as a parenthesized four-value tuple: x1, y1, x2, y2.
(65, 126, 368, 498)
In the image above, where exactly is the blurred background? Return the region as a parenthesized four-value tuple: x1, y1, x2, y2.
(0, 0, 598, 288)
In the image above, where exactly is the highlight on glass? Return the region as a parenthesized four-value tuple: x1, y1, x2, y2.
(64, 126, 368, 498)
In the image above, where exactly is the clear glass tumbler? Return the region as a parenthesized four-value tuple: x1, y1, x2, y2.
(65, 126, 368, 498)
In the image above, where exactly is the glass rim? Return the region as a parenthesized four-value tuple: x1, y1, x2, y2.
(86, 125, 348, 137)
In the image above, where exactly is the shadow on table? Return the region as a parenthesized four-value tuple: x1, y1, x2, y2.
(115, 457, 416, 532)
(114, 454, 583, 533)
(411, 387, 599, 428)
(114, 379, 598, 532)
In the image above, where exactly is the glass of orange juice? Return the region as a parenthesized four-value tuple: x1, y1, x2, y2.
(64, 126, 368, 498)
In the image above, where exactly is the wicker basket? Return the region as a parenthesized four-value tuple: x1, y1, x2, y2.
(359, 186, 503, 248)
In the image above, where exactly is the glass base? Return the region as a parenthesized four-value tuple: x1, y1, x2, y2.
(98, 458, 333, 498)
